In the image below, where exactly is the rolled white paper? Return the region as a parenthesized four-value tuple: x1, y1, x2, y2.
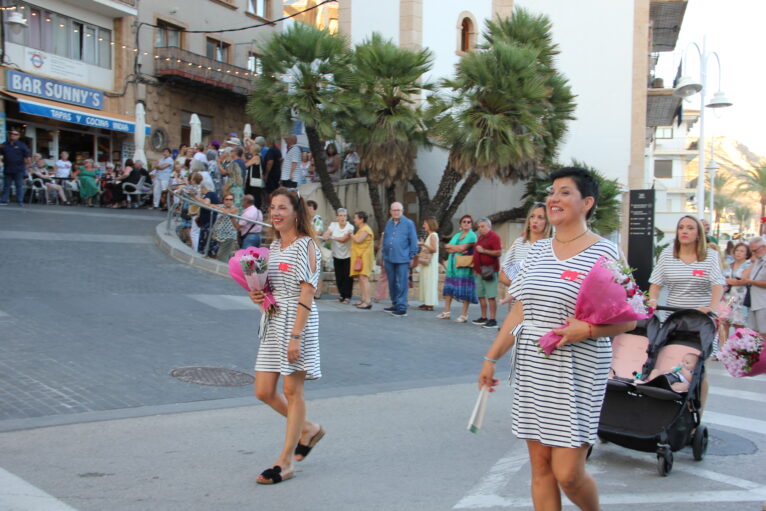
(468, 386, 490, 433)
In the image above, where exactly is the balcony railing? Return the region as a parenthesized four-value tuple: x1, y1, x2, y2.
(154, 47, 255, 97)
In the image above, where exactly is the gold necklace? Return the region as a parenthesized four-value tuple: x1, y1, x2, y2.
(555, 229, 589, 244)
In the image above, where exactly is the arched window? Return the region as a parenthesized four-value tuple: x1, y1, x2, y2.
(461, 17, 473, 52)
(456, 12, 478, 55)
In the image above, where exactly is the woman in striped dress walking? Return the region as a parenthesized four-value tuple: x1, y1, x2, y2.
(648, 216, 725, 328)
(249, 188, 324, 485)
(479, 167, 637, 510)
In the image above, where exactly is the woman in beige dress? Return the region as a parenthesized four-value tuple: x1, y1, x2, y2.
(418, 217, 440, 311)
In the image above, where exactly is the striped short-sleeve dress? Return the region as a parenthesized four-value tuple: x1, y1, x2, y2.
(255, 237, 321, 380)
(508, 238, 620, 448)
(501, 237, 532, 282)
(649, 246, 725, 309)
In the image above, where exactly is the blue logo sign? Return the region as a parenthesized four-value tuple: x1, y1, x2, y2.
(17, 100, 149, 135)
(6, 70, 104, 110)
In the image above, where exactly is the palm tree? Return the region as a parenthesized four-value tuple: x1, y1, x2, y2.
(732, 204, 754, 234)
(705, 172, 731, 235)
(337, 33, 433, 231)
(247, 23, 352, 210)
(417, 8, 576, 234)
(736, 165, 766, 234)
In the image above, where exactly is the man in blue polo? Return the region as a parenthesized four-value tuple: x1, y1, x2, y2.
(0, 128, 31, 206)
(382, 202, 419, 317)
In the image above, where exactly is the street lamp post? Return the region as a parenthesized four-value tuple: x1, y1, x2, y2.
(673, 37, 732, 222)
(706, 158, 719, 232)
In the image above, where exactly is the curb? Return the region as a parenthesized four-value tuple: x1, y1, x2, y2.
(154, 221, 231, 278)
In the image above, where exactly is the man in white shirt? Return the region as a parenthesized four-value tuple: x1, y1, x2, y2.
(150, 147, 174, 209)
(54, 151, 72, 178)
(280, 134, 301, 188)
(238, 194, 263, 248)
(192, 144, 207, 163)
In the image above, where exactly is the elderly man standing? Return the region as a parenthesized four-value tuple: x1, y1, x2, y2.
(472, 218, 502, 328)
(238, 194, 263, 248)
(745, 236, 766, 335)
(382, 202, 419, 317)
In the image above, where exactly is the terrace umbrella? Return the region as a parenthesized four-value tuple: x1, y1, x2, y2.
(189, 114, 202, 146)
(133, 102, 147, 164)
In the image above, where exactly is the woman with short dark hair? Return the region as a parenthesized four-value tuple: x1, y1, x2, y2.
(479, 166, 637, 511)
(437, 214, 477, 322)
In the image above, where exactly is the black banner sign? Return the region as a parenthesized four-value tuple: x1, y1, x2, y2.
(627, 189, 655, 291)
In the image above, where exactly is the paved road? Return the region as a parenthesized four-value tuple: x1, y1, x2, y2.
(0, 205, 764, 510)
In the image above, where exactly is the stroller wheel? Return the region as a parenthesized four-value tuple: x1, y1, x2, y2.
(656, 451, 673, 477)
(692, 425, 709, 461)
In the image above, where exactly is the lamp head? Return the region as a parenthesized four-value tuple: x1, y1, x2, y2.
(7, 11, 28, 33)
(673, 75, 703, 98)
(706, 91, 732, 108)
(705, 159, 720, 172)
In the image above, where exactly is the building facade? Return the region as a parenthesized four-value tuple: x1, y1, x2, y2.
(1, 0, 139, 166)
(134, 0, 280, 162)
(0, 0, 282, 169)
(327, 0, 686, 247)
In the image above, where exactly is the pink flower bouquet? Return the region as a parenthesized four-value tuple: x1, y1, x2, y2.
(538, 256, 654, 355)
(228, 247, 279, 316)
(719, 328, 765, 377)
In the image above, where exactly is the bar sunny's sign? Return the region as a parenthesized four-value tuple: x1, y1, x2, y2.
(6, 70, 103, 110)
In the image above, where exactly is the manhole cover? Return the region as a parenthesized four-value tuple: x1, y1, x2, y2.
(170, 367, 254, 387)
(707, 428, 758, 456)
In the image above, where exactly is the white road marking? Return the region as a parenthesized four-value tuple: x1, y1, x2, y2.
(0, 467, 79, 510)
(187, 294, 256, 310)
(0, 231, 153, 244)
(709, 386, 766, 403)
(453, 450, 528, 509)
(454, 418, 766, 509)
(707, 366, 766, 381)
(703, 411, 766, 435)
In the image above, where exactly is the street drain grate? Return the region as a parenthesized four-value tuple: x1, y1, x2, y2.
(170, 367, 254, 387)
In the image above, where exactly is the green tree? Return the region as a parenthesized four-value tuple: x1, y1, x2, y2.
(337, 33, 433, 231)
(411, 8, 576, 235)
(735, 165, 766, 234)
(247, 23, 351, 210)
(732, 204, 754, 233)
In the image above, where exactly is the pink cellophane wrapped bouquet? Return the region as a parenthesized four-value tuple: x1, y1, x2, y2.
(719, 328, 765, 377)
(538, 256, 654, 355)
(228, 247, 279, 316)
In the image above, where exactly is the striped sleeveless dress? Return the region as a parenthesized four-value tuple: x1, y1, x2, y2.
(508, 238, 619, 448)
(255, 237, 321, 380)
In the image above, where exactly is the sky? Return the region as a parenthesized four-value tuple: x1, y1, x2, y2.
(654, 0, 766, 157)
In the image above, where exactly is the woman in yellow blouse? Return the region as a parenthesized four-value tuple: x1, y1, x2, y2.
(350, 210, 375, 310)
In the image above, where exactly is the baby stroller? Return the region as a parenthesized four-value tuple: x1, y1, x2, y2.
(596, 306, 716, 476)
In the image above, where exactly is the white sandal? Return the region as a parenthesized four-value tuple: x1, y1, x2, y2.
(436, 311, 451, 319)
(454, 315, 468, 323)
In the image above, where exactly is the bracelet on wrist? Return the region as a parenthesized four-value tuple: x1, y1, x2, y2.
(290, 334, 301, 340)
(483, 356, 498, 363)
